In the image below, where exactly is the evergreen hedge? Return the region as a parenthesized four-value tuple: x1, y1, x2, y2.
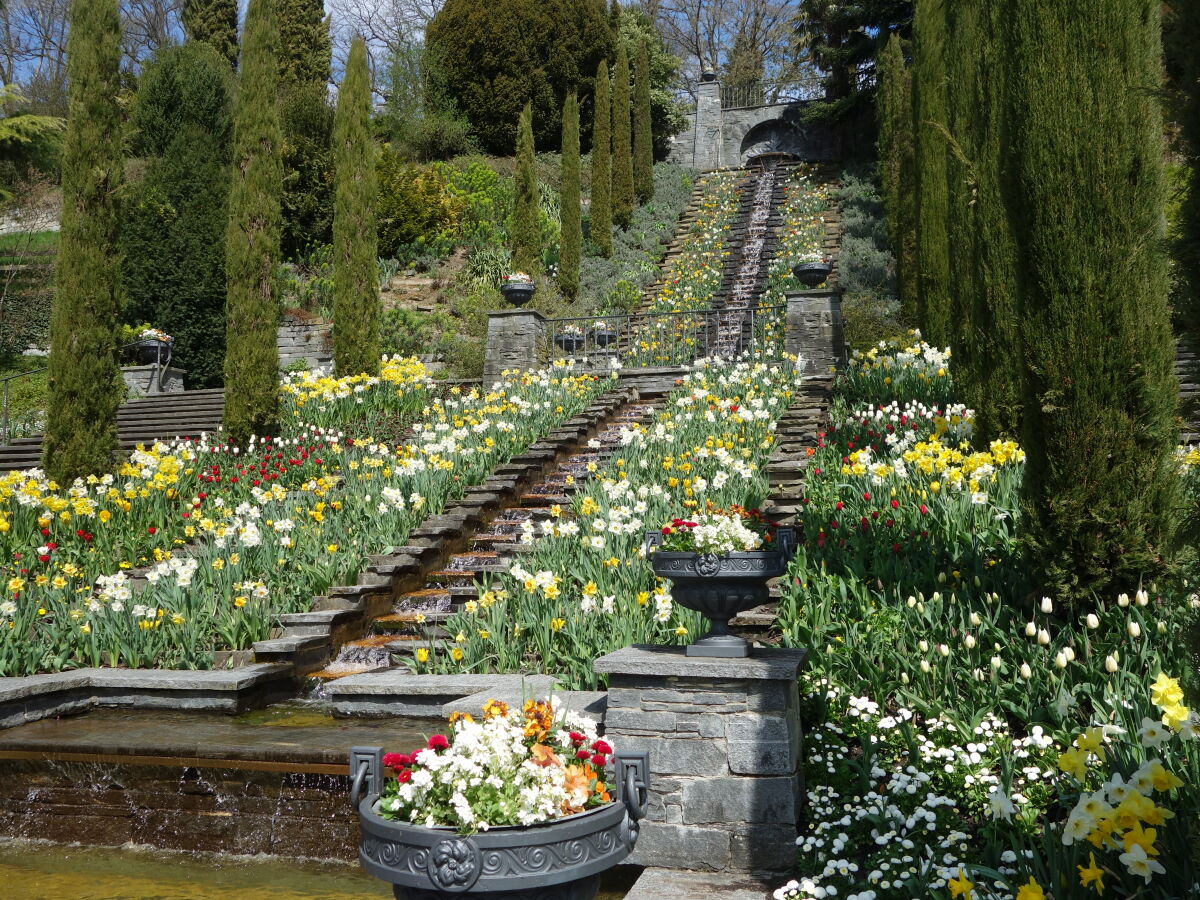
(633, 38, 654, 205)
(591, 59, 613, 258)
(510, 102, 540, 272)
(560, 92, 582, 299)
(332, 37, 379, 378)
(875, 33, 917, 325)
(611, 41, 634, 229)
(183, 0, 238, 69)
(1005, 0, 1178, 604)
(223, 0, 283, 444)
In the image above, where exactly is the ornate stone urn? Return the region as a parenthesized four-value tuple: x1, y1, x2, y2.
(645, 528, 795, 658)
(350, 747, 648, 900)
(500, 282, 535, 306)
(792, 261, 831, 288)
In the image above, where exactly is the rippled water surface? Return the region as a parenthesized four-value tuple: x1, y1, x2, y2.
(0, 841, 636, 899)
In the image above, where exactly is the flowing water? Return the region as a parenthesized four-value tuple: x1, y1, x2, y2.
(0, 841, 638, 899)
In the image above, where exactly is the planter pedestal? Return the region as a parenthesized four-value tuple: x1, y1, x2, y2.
(121, 365, 186, 396)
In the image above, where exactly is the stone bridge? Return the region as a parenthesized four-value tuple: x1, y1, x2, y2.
(667, 76, 840, 171)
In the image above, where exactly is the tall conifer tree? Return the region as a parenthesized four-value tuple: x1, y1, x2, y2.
(911, 0, 950, 346)
(560, 92, 582, 299)
(183, 0, 238, 69)
(1167, 3, 1200, 331)
(332, 37, 379, 377)
(611, 42, 634, 228)
(510, 102, 540, 273)
(591, 59, 613, 258)
(1005, 0, 1178, 604)
(224, 0, 283, 444)
(633, 37, 654, 204)
(876, 33, 917, 324)
(43, 0, 123, 481)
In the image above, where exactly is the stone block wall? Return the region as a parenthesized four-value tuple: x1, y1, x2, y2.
(482, 309, 546, 381)
(785, 289, 845, 377)
(278, 313, 333, 371)
(594, 646, 806, 874)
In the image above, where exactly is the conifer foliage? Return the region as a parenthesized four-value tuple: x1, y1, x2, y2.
(43, 0, 124, 482)
(590, 60, 613, 258)
(183, 0, 239, 69)
(332, 37, 379, 378)
(611, 41, 634, 229)
(223, 0, 283, 444)
(510, 102, 540, 273)
(633, 37, 654, 205)
(1004, 0, 1178, 604)
(875, 33, 916, 324)
(559, 92, 582, 299)
(910, 0, 950, 346)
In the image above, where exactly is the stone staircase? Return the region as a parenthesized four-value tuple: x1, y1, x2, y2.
(1178, 340, 1200, 444)
(0, 388, 225, 473)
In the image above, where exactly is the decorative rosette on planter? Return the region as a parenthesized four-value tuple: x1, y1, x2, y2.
(792, 259, 831, 288)
(350, 698, 648, 900)
(645, 507, 795, 659)
(554, 325, 586, 353)
(500, 272, 536, 306)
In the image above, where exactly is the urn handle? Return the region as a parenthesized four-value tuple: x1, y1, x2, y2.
(643, 530, 662, 555)
(615, 750, 650, 822)
(776, 526, 796, 557)
(350, 745, 383, 811)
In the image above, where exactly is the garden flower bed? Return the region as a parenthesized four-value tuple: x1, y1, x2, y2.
(774, 335, 1200, 899)
(0, 360, 611, 675)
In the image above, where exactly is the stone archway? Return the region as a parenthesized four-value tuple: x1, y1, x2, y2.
(738, 118, 804, 165)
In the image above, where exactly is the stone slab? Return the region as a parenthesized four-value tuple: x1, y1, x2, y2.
(443, 686, 606, 720)
(625, 868, 778, 900)
(594, 645, 807, 680)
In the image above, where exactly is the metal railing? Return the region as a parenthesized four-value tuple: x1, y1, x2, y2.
(720, 77, 825, 110)
(541, 305, 788, 370)
(1, 339, 173, 445)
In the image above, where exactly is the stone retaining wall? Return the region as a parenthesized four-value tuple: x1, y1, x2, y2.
(278, 315, 333, 371)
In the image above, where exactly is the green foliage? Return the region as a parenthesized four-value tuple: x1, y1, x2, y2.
(610, 43, 634, 229)
(332, 38, 379, 378)
(397, 112, 478, 163)
(0, 86, 64, 191)
(280, 82, 334, 259)
(280, 243, 333, 317)
(910, 0, 950, 345)
(275, 0, 331, 91)
(510, 102, 540, 272)
(1166, 2, 1200, 335)
(590, 58, 613, 257)
(43, 0, 124, 482)
(0, 357, 49, 440)
(559, 93, 582, 299)
(379, 305, 458, 360)
(615, 7, 686, 160)
(1005, 0, 1178, 606)
(376, 155, 462, 260)
(425, 0, 613, 154)
(632, 38, 653, 204)
(0, 191, 55, 358)
(944, 0, 1019, 441)
(182, 0, 239, 69)
(833, 170, 904, 350)
(129, 42, 233, 158)
(875, 33, 916, 323)
(224, 0, 283, 444)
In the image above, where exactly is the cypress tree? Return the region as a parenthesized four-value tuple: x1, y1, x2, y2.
(633, 37, 654, 205)
(43, 0, 123, 482)
(224, 0, 283, 444)
(911, 0, 950, 346)
(510, 102, 540, 273)
(945, 0, 1019, 441)
(875, 33, 917, 325)
(276, 0, 331, 91)
(183, 0, 238, 69)
(332, 37, 379, 378)
(611, 42, 634, 229)
(559, 91, 582, 299)
(1005, 0, 1178, 604)
(591, 59, 613, 258)
(1167, 3, 1200, 331)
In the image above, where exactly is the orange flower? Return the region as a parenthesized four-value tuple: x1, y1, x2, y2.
(530, 743, 562, 768)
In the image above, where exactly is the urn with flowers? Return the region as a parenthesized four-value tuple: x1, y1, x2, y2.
(351, 698, 648, 900)
(646, 506, 794, 658)
(500, 272, 536, 306)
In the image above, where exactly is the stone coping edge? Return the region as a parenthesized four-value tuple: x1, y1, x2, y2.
(0, 663, 295, 730)
(625, 868, 778, 900)
(593, 645, 808, 680)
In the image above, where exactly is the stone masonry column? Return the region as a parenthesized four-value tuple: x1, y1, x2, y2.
(785, 288, 845, 378)
(694, 73, 723, 171)
(483, 309, 546, 381)
(594, 645, 807, 874)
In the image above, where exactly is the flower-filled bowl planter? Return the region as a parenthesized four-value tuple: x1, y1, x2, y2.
(646, 510, 795, 658)
(500, 273, 536, 307)
(792, 261, 831, 288)
(590, 326, 617, 349)
(132, 332, 173, 365)
(555, 333, 585, 353)
(349, 699, 648, 900)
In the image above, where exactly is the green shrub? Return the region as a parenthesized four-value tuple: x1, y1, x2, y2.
(376, 154, 463, 259)
(380, 305, 458, 359)
(397, 111, 478, 162)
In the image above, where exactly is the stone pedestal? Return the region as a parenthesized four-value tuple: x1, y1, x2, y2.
(785, 289, 845, 377)
(277, 313, 333, 371)
(593, 645, 807, 874)
(483, 309, 546, 381)
(121, 365, 185, 396)
(693, 75, 724, 171)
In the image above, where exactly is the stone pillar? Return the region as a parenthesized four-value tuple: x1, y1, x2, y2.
(483, 309, 546, 381)
(785, 288, 845, 377)
(694, 73, 723, 172)
(593, 645, 807, 874)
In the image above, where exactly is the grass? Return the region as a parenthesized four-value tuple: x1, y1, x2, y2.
(0, 230, 57, 260)
(0, 355, 49, 441)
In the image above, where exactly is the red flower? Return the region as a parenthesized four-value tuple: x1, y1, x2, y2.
(919, 505, 928, 515)
(862, 492, 871, 501)
(568, 732, 586, 745)
(382, 753, 411, 769)
(397, 769, 413, 783)
(890, 499, 900, 509)
(835, 501, 843, 511)
(46, 542, 56, 550)
(40, 528, 50, 537)
(592, 740, 612, 754)
(427, 734, 450, 751)
(591, 754, 607, 767)
(38, 554, 50, 563)
(147, 527, 157, 535)
(576, 749, 591, 760)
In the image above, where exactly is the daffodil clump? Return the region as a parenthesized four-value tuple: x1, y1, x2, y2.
(0, 360, 611, 675)
(280, 354, 435, 430)
(775, 339, 1200, 897)
(842, 332, 955, 407)
(413, 353, 801, 689)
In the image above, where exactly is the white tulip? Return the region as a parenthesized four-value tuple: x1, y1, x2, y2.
(938, 643, 950, 657)
(920, 660, 931, 673)
(964, 634, 977, 649)
(1157, 621, 1167, 634)
(900, 672, 910, 684)
(991, 655, 1002, 670)
(1025, 621, 1037, 637)
(970, 612, 982, 627)
(1054, 651, 1068, 668)
(918, 640, 929, 653)
(1135, 589, 1149, 606)
(1041, 597, 1053, 614)
(1117, 593, 1130, 608)
(1063, 646, 1075, 662)
(1105, 654, 1119, 673)
(1086, 613, 1099, 629)
(1128, 621, 1141, 638)
(1019, 663, 1032, 679)
(1037, 628, 1051, 645)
